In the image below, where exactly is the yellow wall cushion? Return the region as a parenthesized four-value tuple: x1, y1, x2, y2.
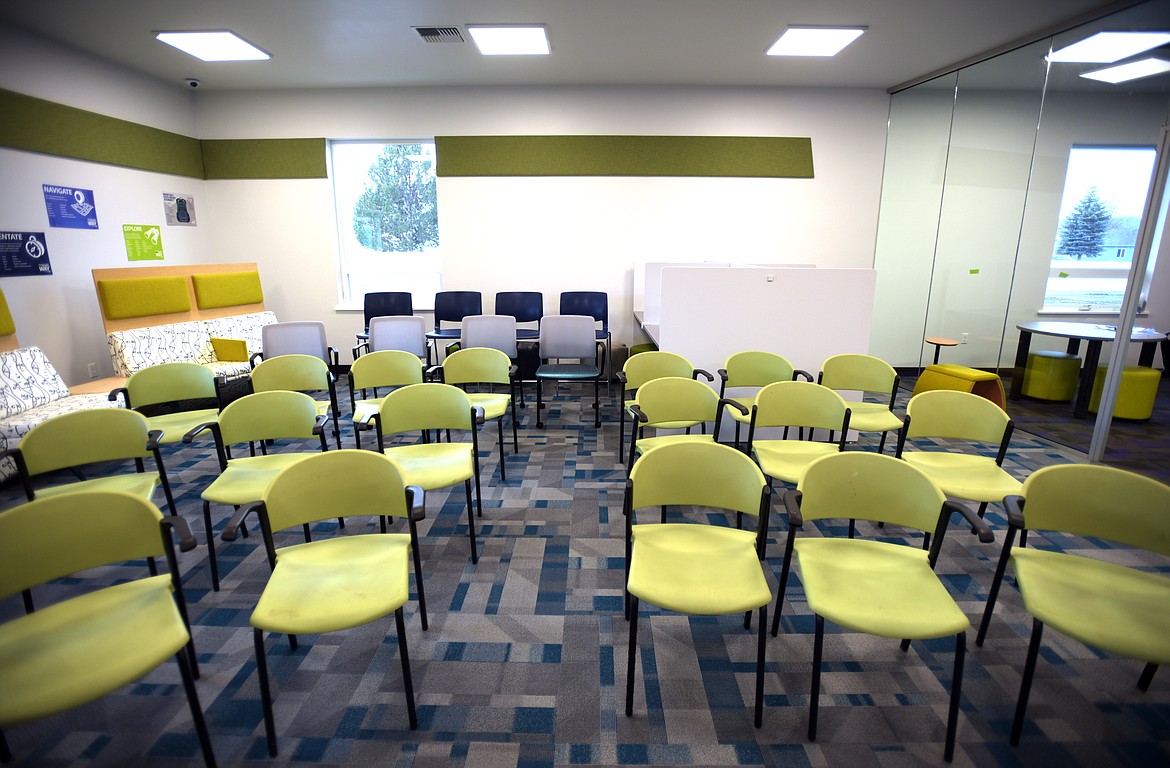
(0, 287, 15, 336)
(97, 276, 191, 320)
(191, 271, 264, 310)
(210, 337, 250, 362)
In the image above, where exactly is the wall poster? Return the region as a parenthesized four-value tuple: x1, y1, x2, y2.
(42, 184, 99, 230)
(0, 232, 52, 276)
(163, 192, 197, 226)
(122, 224, 164, 261)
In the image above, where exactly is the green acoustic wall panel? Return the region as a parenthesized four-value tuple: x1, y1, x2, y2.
(98, 276, 191, 320)
(435, 135, 814, 178)
(192, 271, 264, 309)
(201, 138, 327, 179)
(0, 89, 205, 178)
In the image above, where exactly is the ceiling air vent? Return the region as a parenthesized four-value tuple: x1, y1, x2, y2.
(414, 26, 465, 44)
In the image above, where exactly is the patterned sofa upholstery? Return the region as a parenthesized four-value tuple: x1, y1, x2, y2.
(107, 310, 277, 380)
(0, 346, 125, 483)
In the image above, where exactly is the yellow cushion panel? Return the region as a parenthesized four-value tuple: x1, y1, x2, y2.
(251, 535, 411, 635)
(627, 524, 771, 615)
(1012, 548, 1170, 665)
(191, 271, 264, 309)
(97, 276, 191, 320)
(210, 337, 250, 362)
(0, 575, 187, 725)
(794, 538, 969, 639)
(902, 452, 1021, 502)
(384, 443, 474, 491)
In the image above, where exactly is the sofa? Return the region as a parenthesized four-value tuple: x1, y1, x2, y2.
(107, 310, 277, 380)
(0, 346, 125, 483)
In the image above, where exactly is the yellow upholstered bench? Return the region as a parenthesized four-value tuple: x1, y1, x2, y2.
(1021, 350, 1081, 402)
(912, 364, 1005, 409)
(1089, 364, 1161, 420)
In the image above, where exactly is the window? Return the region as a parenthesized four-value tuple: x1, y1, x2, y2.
(1043, 145, 1157, 312)
(331, 141, 441, 307)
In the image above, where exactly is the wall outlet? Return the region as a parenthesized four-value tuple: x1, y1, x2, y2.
(87, 362, 98, 379)
(960, 333, 970, 344)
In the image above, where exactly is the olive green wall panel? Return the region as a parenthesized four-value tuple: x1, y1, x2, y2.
(200, 138, 327, 179)
(435, 135, 815, 178)
(0, 89, 327, 179)
(0, 89, 204, 177)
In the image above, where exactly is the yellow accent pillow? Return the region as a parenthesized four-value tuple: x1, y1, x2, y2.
(210, 337, 250, 362)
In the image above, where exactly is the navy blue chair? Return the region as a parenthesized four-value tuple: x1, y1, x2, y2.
(426, 291, 482, 364)
(356, 292, 413, 341)
(495, 292, 544, 341)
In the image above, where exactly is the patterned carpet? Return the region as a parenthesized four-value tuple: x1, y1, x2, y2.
(2, 379, 1168, 767)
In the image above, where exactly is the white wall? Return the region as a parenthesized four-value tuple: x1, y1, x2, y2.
(0, 28, 891, 383)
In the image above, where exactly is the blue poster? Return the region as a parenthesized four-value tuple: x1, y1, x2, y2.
(0, 232, 53, 276)
(42, 184, 99, 230)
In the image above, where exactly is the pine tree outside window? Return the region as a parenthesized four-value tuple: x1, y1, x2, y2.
(331, 141, 441, 307)
(1044, 146, 1156, 312)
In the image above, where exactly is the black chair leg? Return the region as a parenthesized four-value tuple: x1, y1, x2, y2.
(1011, 618, 1045, 746)
(254, 628, 278, 757)
(394, 608, 418, 730)
(0, 729, 11, 762)
(175, 647, 217, 768)
(945, 632, 965, 762)
(465, 480, 479, 564)
(410, 520, 428, 632)
(536, 380, 546, 429)
(497, 421, 507, 482)
(625, 595, 639, 716)
(204, 501, 220, 592)
(809, 614, 824, 741)
(754, 604, 767, 728)
(1139, 662, 1159, 692)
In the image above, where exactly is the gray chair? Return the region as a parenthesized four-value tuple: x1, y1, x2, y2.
(260, 320, 339, 368)
(534, 315, 602, 429)
(353, 315, 428, 360)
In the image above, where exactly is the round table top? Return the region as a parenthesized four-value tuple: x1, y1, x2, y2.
(925, 336, 959, 347)
(1017, 320, 1167, 343)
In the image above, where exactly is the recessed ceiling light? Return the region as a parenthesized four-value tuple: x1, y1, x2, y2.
(767, 26, 865, 57)
(1080, 57, 1170, 84)
(155, 31, 270, 62)
(1049, 31, 1170, 63)
(467, 25, 550, 56)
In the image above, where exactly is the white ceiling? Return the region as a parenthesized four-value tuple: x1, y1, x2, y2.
(0, 0, 1130, 93)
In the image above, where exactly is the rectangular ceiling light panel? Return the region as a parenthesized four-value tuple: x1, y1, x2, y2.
(767, 26, 865, 57)
(156, 31, 270, 62)
(1080, 57, 1170, 83)
(1049, 31, 1170, 63)
(467, 25, 550, 55)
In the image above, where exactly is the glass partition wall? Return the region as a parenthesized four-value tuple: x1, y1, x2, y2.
(873, 0, 1170, 465)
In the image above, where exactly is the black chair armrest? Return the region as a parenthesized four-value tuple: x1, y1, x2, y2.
(472, 405, 486, 426)
(160, 516, 198, 552)
(249, 351, 263, 368)
(782, 489, 805, 528)
(628, 403, 649, 424)
(1004, 494, 1026, 530)
(946, 500, 995, 543)
(145, 429, 164, 451)
(508, 364, 519, 380)
(222, 502, 262, 542)
(693, 368, 714, 382)
(615, 371, 628, 385)
(327, 346, 340, 368)
(313, 415, 329, 434)
(719, 397, 750, 417)
(406, 485, 426, 522)
(109, 386, 129, 404)
(354, 410, 378, 430)
(182, 421, 219, 444)
(793, 369, 814, 382)
(352, 341, 368, 360)
(717, 368, 729, 383)
(430, 365, 446, 383)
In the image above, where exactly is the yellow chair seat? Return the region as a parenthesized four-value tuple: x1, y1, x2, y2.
(902, 452, 1022, 502)
(726, 396, 755, 424)
(251, 534, 412, 636)
(32, 473, 158, 501)
(632, 433, 714, 459)
(843, 401, 902, 433)
(1012, 548, 1170, 665)
(352, 397, 385, 424)
(467, 392, 510, 421)
(752, 440, 840, 483)
(148, 408, 220, 444)
(0, 575, 187, 724)
(385, 443, 474, 490)
(795, 538, 969, 639)
(201, 453, 317, 505)
(628, 524, 771, 615)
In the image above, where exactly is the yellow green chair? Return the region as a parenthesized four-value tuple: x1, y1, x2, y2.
(718, 350, 813, 447)
(4, 407, 177, 516)
(243, 450, 424, 756)
(973, 464, 1170, 746)
(616, 350, 713, 463)
(110, 361, 222, 444)
(359, 382, 486, 563)
(746, 381, 850, 536)
(185, 390, 330, 591)
(0, 490, 214, 766)
(250, 353, 342, 449)
(777, 452, 993, 762)
(818, 353, 903, 453)
(896, 389, 1022, 524)
(625, 376, 745, 475)
(623, 441, 773, 728)
(436, 346, 520, 481)
(347, 349, 426, 447)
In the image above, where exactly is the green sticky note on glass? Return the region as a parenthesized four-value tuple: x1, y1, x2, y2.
(1058, 271, 1069, 278)
(969, 268, 980, 275)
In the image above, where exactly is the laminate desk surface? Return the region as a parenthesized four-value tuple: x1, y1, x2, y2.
(1010, 321, 1168, 418)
